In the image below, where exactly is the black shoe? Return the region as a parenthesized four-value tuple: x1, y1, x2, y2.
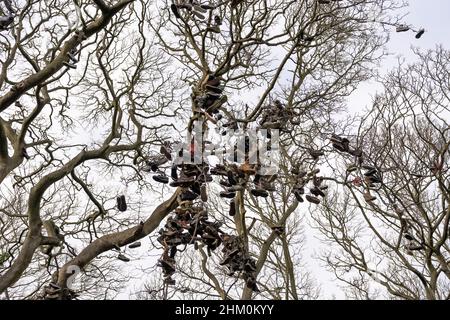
(271, 226, 285, 235)
(364, 168, 377, 177)
(0, 15, 14, 30)
(310, 187, 325, 197)
(63, 61, 77, 69)
(251, 189, 268, 198)
(117, 253, 130, 262)
(200, 184, 208, 202)
(190, 182, 201, 195)
(229, 199, 236, 216)
(205, 84, 223, 93)
(309, 149, 324, 160)
(363, 192, 376, 203)
(220, 191, 236, 199)
(164, 276, 176, 285)
(159, 258, 175, 273)
(180, 190, 198, 201)
(293, 190, 303, 202)
(153, 174, 169, 184)
(227, 171, 238, 185)
(170, 4, 181, 19)
(201, 4, 216, 10)
(214, 15, 222, 25)
(129, 241, 141, 249)
(193, 4, 207, 13)
(170, 176, 195, 187)
(160, 143, 172, 160)
(305, 195, 320, 204)
(117, 195, 127, 212)
(191, 10, 205, 20)
(171, 165, 178, 180)
(404, 232, 414, 241)
(415, 28, 425, 39)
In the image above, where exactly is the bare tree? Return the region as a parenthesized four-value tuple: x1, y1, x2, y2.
(0, 0, 426, 300)
(315, 46, 449, 300)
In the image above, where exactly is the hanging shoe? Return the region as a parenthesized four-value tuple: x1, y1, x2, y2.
(363, 191, 376, 203)
(117, 195, 127, 212)
(305, 194, 320, 204)
(200, 184, 208, 202)
(293, 190, 304, 202)
(0, 14, 14, 31)
(171, 4, 181, 19)
(63, 61, 77, 69)
(180, 190, 198, 201)
(271, 226, 284, 235)
(404, 231, 414, 241)
(159, 258, 176, 273)
(260, 179, 276, 192)
(153, 174, 169, 184)
(415, 28, 425, 39)
(229, 199, 236, 216)
(160, 143, 172, 160)
(347, 164, 358, 172)
(205, 84, 223, 94)
(117, 253, 130, 262)
(396, 25, 410, 32)
(310, 187, 325, 197)
(171, 165, 178, 180)
(251, 188, 268, 198)
(68, 51, 78, 64)
(246, 277, 260, 292)
(308, 149, 324, 160)
(164, 276, 176, 285)
(170, 175, 195, 187)
(129, 241, 141, 249)
(193, 4, 207, 12)
(219, 179, 232, 187)
(220, 191, 236, 198)
(201, 3, 216, 10)
(206, 25, 221, 34)
(214, 15, 222, 25)
(230, 0, 244, 8)
(227, 171, 238, 185)
(364, 168, 377, 177)
(191, 10, 205, 20)
(407, 243, 424, 251)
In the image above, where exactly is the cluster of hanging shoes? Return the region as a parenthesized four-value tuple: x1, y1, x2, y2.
(0, 0, 15, 31)
(193, 73, 227, 128)
(62, 31, 86, 69)
(402, 223, 424, 255)
(259, 100, 299, 135)
(220, 234, 259, 292)
(395, 24, 425, 39)
(170, 1, 223, 35)
(330, 134, 383, 204)
(291, 167, 327, 205)
(316, 0, 425, 39)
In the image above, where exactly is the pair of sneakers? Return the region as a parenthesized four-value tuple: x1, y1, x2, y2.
(330, 134, 350, 153)
(116, 195, 127, 212)
(63, 49, 79, 69)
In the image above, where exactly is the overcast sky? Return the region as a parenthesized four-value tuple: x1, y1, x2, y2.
(347, 0, 450, 111)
